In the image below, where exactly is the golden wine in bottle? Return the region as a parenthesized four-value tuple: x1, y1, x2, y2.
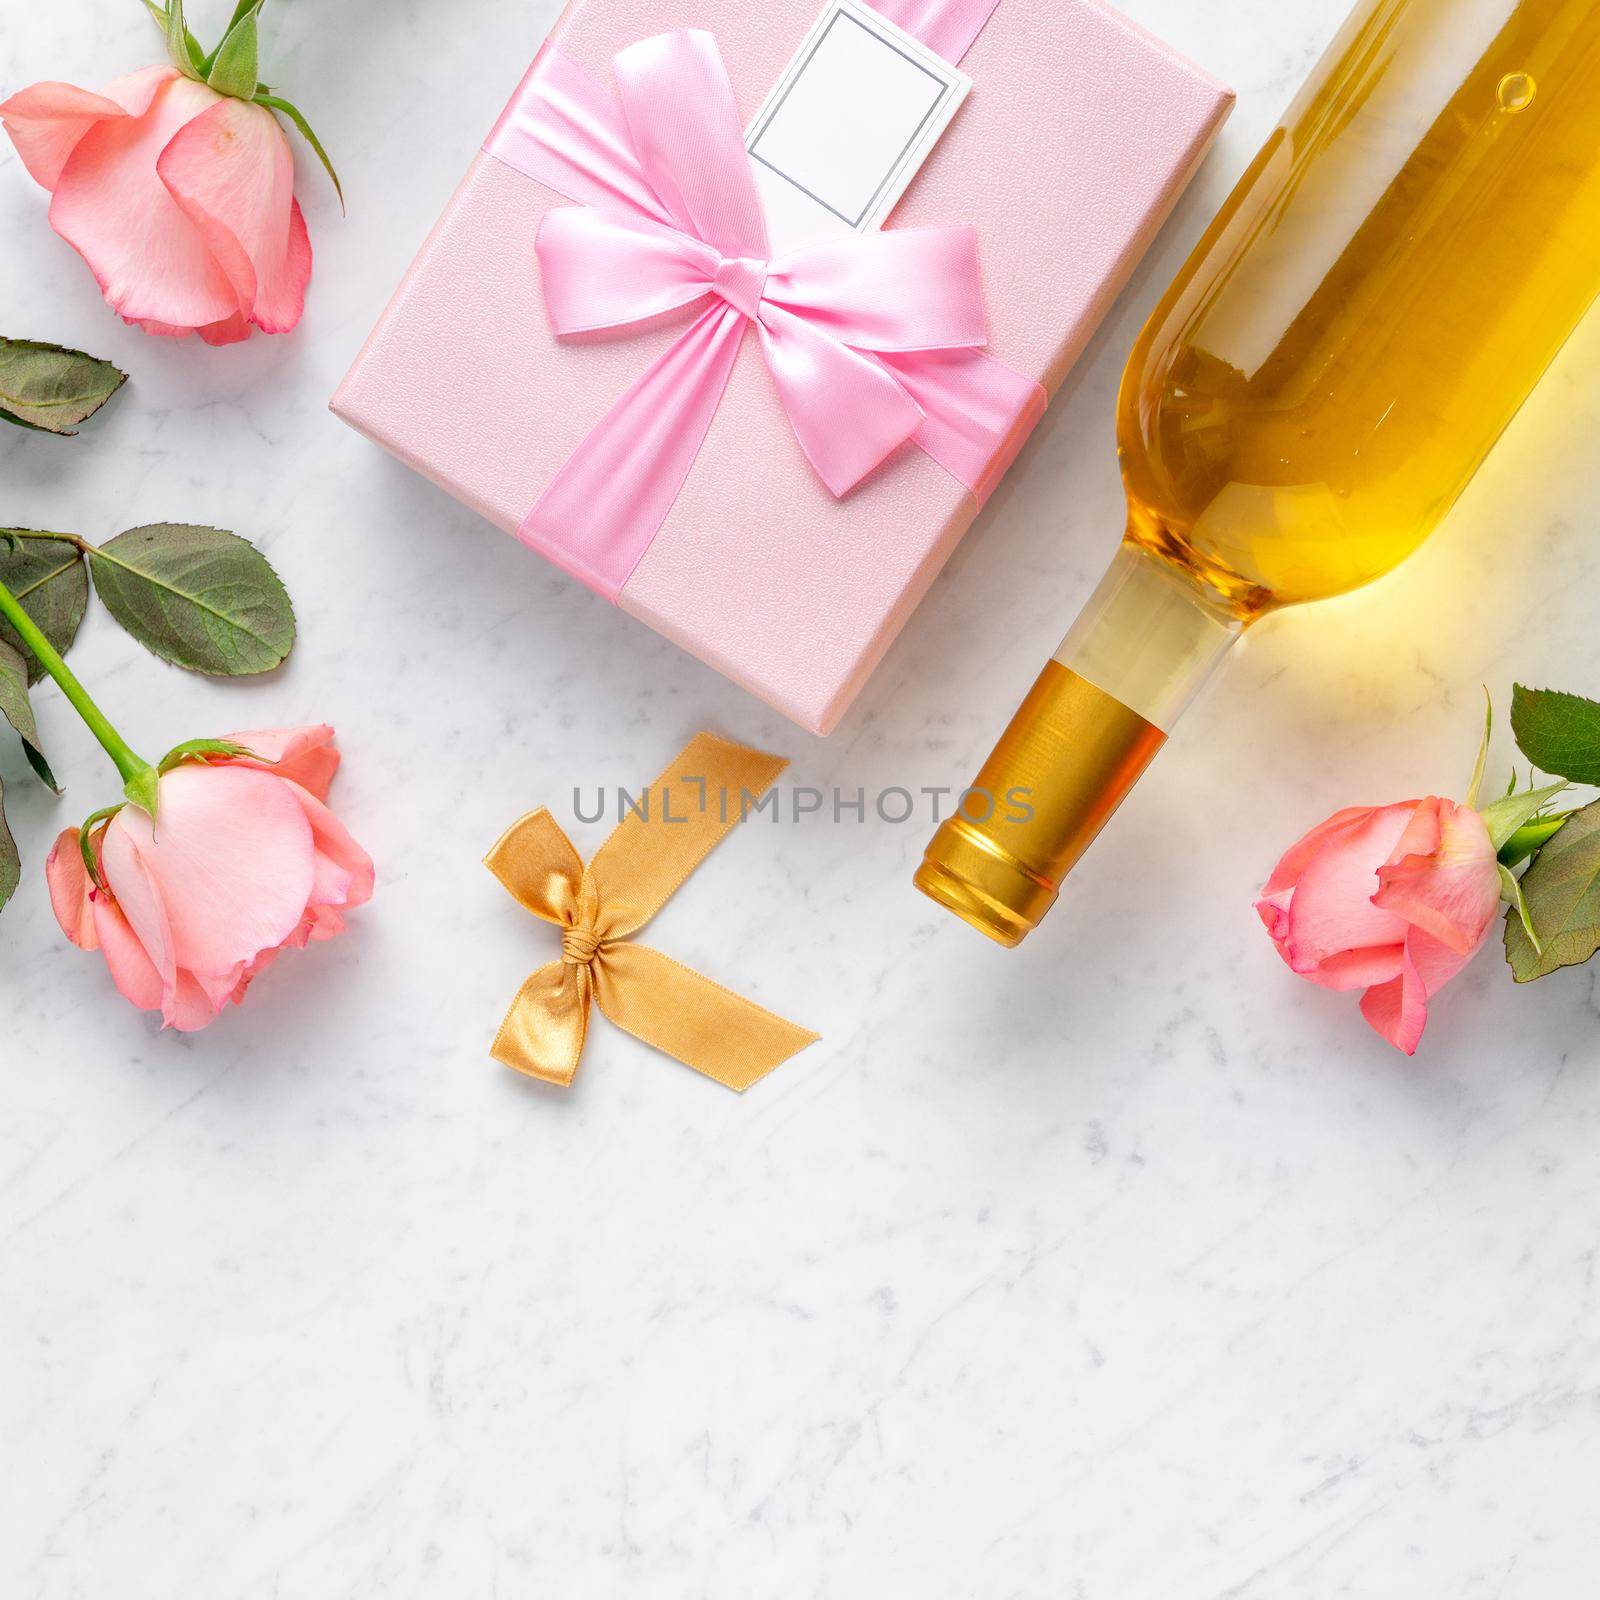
(917, 0, 1600, 947)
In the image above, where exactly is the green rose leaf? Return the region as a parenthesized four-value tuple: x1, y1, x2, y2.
(0, 638, 59, 791)
(207, 4, 261, 99)
(87, 524, 295, 677)
(1510, 685, 1600, 786)
(0, 339, 128, 434)
(0, 775, 18, 913)
(1504, 798, 1600, 982)
(0, 532, 90, 684)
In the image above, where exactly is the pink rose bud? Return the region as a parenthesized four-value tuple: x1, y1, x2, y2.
(1255, 797, 1502, 1054)
(45, 728, 372, 1031)
(0, 67, 311, 344)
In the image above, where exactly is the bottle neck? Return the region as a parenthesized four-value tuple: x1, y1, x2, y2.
(915, 545, 1242, 947)
(1053, 544, 1242, 733)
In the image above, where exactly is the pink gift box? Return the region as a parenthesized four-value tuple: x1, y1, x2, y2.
(332, 0, 1232, 734)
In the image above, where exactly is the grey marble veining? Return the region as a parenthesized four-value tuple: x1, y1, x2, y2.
(2, 1, 1598, 1595)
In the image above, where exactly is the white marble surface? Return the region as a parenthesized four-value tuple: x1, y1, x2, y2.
(3, 1, 1599, 1595)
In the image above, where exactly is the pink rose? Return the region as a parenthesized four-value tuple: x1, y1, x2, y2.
(1255, 797, 1502, 1054)
(46, 727, 372, 1031)
(0, 65, 310, 344)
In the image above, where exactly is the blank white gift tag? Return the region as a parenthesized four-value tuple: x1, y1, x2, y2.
(747, 0, 971, 257)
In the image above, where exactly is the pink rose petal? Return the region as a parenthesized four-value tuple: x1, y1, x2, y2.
(1281, 803, 1417, 971)
(1359, 945, 1428, 1055)
(89, 887, 165, 1015)
(49, 75, 241, 330)
(196, 310, 254, 346)
(224, 726, 341, 801)
(156, 97, 311, 334)
(0, 68, 175, 190)
(1259, 805, 1374, 898)
(1300, 943, 1406, 993)
(45, 826, 99, 950)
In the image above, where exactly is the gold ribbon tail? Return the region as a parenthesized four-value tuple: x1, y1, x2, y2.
(592, 943, 819, 1092)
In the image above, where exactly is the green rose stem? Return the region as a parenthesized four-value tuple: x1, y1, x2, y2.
(0, 575, 159, 816)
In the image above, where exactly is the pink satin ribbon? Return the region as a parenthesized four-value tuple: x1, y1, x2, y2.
(486, 26, 1043, 602)
(874, 0, 1004, 64)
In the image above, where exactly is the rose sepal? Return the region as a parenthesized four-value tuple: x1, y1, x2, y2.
(77, 804, 122, 889)
(122, 760, 161, 821)
(1478, 781, 1568, 857)
(206, 3, 262, 100)
(139, 0, 207, 81)
(158, 737, 263, 774)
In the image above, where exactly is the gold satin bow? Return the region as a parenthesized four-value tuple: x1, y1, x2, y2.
(485, 732, 819, 1091)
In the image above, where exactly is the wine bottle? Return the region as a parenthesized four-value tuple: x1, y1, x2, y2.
(917, 0, 1600, 947)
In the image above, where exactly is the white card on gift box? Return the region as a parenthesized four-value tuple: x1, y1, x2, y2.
(746, 0, 972, 256)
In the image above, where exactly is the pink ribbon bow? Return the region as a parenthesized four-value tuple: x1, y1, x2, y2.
(489, 28, 1043, 600)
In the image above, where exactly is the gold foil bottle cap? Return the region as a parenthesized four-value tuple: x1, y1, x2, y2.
(916, 660, 1167, 947)
(914, 828, 1054, 949)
